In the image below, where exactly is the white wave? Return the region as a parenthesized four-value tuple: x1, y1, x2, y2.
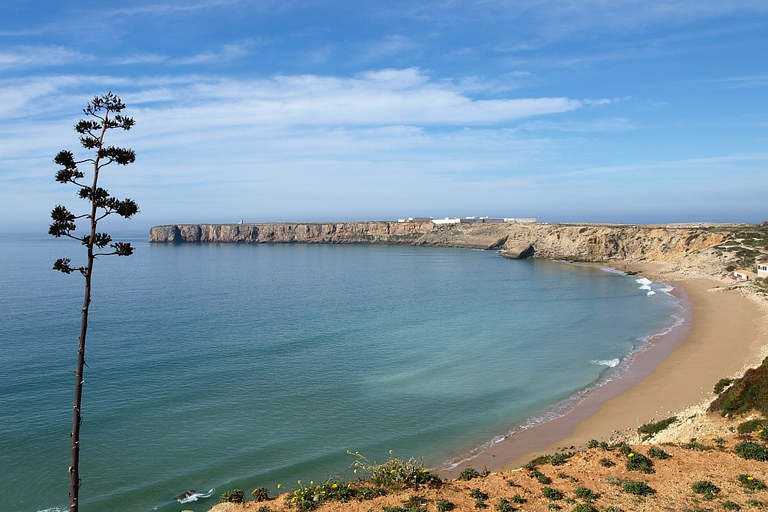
(591, 358, 621, 367)
(635, 278, 652, 290)
(37, 508, 67, 512)
(176, 489, 214, 503)
(646, 290, 656, 296)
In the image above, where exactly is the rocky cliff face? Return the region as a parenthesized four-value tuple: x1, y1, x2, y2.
(150, 222, 738, 275)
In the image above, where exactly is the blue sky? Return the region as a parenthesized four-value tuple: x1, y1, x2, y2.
(1, 0, 767, 231)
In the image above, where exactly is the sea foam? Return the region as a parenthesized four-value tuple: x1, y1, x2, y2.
(176, 489, 214, 503)
(591, 358, 621, 367)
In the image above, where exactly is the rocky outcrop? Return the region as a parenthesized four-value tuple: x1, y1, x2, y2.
(149, 222, 741, 275)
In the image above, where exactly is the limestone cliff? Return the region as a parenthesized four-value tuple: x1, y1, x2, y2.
(149, 222, 750, 277)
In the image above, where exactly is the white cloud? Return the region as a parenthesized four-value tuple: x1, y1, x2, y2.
(0, 46, 93, 71)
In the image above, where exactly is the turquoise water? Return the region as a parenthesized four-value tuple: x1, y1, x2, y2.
(0, 233, 681, 512)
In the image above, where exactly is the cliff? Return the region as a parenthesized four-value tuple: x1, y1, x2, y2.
(149, 222, 756, 277)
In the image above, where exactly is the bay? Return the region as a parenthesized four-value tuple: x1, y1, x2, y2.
(0, 233, 680, 512)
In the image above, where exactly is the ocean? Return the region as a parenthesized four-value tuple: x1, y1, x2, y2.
(0, 232, 681, 512)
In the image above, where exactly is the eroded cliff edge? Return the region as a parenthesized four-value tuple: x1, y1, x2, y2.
(149, 222, 749, 277)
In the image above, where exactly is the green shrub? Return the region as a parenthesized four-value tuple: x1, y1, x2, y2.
(550, 453, 572, 466)
(586, 439, 599, 449)
(598, 457, 615, 468)
(715, 378, 735, 394)
(735, 441, 768, 461)
(470, 488, 489, 509)
(220, 489, 245, 503)
(526, 467, 551, 484)
(722, 500, 741, 510)
(738, 474, 768, 491)
(691, 480, 720, 499)
(256, 507, 271, 512)
(495, 498, 515, 512)
(710, 357, 768, 417)
(286, 481, 354, 511)
(573, 504, 597, 512)
(614, 443, 632, 456)
(348, 451, 441, 489)
(573, 486, 596, 502)
(737, 418, 767, 435)
(622, 480, 656, 496)
(459, 467, 481, 481)
(637, 417, 677, 439)
(251, 487, 270, 501)
(647, 447, 671, 460)
(511, 494, 526, 503)
(625, 451, 654, 473)
(541, 487, 563, 501)
(681, 439, 713, 451)
(436, 499, 455, 512)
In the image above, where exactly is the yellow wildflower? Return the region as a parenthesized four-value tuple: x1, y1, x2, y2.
(749, 476, 755, 480)
(628, 453, 634, 458)
(331, 483, 338, 489)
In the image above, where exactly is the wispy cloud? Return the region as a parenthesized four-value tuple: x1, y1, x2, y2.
(103, 0, 243, 17)
(176, 43, 252, 65)
(704, 74, 768, 89)
(0, 46, 92, 71)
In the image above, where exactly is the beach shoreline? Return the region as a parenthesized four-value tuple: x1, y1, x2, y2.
(438, 262, 768, 478)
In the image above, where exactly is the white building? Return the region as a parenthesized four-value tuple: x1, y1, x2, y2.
(504, 218, 538, 224)
(734, 270, 755, 281)
(758, 262, 768, 278)
(433, 217, 461, 225)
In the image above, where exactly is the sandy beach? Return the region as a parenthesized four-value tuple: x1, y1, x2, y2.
(440, 263, 768, 476)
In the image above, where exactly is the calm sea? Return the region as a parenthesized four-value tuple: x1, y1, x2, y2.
(0, 232, 681, 512)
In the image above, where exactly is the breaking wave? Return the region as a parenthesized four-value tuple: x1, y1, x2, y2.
(591, 358, 621, 367)
(176, 489, 214, 503)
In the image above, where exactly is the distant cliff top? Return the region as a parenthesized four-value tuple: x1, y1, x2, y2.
(149, 221, 767, 282)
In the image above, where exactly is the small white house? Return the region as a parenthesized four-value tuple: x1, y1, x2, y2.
(734, 270, 755, 281)
(758, 263, 768, 278)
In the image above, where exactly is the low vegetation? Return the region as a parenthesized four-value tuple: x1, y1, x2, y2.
(637, 416, 677, 440)
(710, 356, 768, 417)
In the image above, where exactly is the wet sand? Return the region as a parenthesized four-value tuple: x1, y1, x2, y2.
(440, 264, 768, 477)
